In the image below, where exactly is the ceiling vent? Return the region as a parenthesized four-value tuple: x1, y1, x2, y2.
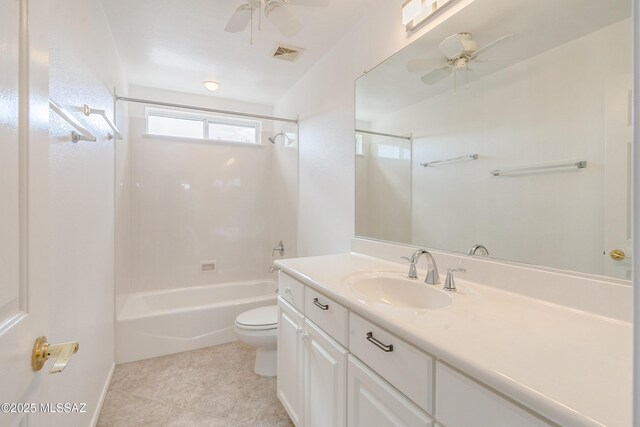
(271, 44, 304, 62)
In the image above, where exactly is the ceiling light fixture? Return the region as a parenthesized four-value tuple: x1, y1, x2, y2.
(203, 81, 221, 91)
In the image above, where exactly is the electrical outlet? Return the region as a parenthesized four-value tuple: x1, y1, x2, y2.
(200, 260, 217, 273)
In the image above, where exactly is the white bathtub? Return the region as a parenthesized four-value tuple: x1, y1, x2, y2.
(115, 279, 277, 363)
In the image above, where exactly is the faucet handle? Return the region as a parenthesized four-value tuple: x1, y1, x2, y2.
(400, 256, 411, 263)
(443, 268, 466, 292)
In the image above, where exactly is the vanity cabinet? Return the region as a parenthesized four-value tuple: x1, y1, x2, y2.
(348, 355, 434, 427)
(277, 298, 305, 426)
(277, 272, 552, 427)
(435, 363, 551, 427)
(303, 319, 347, 427)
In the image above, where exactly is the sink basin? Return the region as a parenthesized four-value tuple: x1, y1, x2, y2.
(343, 271, 453, 310)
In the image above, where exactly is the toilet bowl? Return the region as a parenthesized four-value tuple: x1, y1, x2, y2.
(234, 305, 278, 377)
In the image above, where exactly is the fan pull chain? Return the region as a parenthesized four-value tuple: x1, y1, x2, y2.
(259, 3, 262, 31)
(453, 69, 457, 94)
(466, 63, 469, 88)
(250, 8, 254, 45)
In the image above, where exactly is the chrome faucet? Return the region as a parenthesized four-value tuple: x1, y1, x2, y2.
(444, 268, 466, 292)
(401, 249, 441, 285)
(467, 244, 489, 256)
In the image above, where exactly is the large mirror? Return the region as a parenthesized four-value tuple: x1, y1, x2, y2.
(355, 0, 633, 280)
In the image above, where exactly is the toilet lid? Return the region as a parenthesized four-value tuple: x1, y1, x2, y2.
(235, 305, 278, 330)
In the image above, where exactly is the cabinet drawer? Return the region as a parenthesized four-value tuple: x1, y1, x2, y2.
(278, 272, 305, 313)
(436, 362, 551, 427)
(349, 313, 434, 414)
(304, 287, 348, 347)
(347, 355, 433, 427)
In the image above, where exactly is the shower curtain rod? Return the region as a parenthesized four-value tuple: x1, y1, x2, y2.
(355, 129, 412, 141)
(115, 95, 298, 124)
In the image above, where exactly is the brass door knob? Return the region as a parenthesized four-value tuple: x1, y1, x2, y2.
(32, 336, 79, 374)
(610, 249, 627, 261)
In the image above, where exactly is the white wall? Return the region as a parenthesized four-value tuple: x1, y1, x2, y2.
(274, 0, 476, 256)
(366, 19, 631, 277)
(355, 133, 412, 243)
(43, 0, 127, 425)
(120, 85, 297, 295)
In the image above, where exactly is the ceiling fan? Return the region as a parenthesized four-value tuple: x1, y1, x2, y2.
(225, 0, 330, 40)
(407, 32, 513, 88)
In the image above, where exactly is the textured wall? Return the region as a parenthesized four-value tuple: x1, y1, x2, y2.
(45, 0, 127, 424)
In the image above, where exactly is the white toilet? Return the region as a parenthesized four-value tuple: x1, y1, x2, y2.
(234, 305, 278, 377)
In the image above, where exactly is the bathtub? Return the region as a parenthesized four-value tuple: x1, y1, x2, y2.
(115, 279, 277, 363)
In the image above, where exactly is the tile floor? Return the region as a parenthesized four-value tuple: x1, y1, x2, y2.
(97, 341, 293, 426)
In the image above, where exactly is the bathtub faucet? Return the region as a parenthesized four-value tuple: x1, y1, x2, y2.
(272, 240, 285, 257)
(269, 265, 281, 273)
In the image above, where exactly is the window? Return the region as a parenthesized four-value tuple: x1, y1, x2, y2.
(146, 108, 261, 144)
(147, 115, 204, 139)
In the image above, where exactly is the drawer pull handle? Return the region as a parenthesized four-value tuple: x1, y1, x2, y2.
(313, 298, 329, 310)
(366, 332, 394, 352)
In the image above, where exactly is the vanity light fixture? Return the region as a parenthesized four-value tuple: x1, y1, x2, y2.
(203, 81, 221, 91)
(402, 0, 456, 32)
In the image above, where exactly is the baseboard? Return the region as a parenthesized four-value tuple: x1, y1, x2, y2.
(90, 362, 115, 427)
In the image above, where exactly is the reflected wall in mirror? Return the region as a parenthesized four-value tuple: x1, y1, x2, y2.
(355, 0, 633, 280)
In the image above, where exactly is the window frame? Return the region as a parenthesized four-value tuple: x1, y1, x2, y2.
(145, 107, 263, 145)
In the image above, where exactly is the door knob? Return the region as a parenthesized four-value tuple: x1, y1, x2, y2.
(32, 336, 79, 374)
(610, 249, 628, 261)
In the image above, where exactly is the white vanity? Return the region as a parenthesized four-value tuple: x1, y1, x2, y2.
(274, 243, 631, 427)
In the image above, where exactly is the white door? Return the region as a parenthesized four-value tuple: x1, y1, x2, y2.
(277, 298, 305, 426)
(347, 355, 433, 427)
(303, 319, 347, 427)
(604, 74, 633, 279)
(0, 0, 51, 425)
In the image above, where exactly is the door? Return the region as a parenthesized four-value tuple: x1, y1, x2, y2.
(304, 319, 347, 427)
(604, 74, 633, 279)
(277, 298, 304, 426)
(347, 355, 433, 427)
(0, 0, 51, 425)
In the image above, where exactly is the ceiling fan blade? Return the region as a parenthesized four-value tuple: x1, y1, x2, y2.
(285, 0, 330, 6)
(421, 67, 452, 85)
(439, 33, 468, 59)
(406, 58, 443, 72)
(225, 5, 253, 32)
(474, 34, 513, 57)
(265, 3, 302, 37)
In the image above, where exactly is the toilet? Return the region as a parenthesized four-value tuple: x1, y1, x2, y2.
(234, 305, 278, 377)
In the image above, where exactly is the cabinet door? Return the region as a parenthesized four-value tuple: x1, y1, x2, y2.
(304, 319, 348, 427)
(436, 362, 551, 427)
(277, 298, 305, 426)
(348, 355, 434, 427)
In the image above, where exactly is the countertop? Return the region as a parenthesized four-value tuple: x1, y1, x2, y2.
(274, 253, 632, 427)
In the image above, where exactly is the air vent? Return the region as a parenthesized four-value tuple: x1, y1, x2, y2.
(271, 43, 304, 62)
(200, 260, 217, 273)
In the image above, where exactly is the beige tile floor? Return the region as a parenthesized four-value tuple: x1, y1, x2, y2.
(97, 341, 294, 427)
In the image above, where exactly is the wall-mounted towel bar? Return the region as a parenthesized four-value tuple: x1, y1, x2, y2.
(83, 105, 122, 140)
(49, 100, 97, 142)
(420, 154, 478, 167)
(491, 160, 587, 176)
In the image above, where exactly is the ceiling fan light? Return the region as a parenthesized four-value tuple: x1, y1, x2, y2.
(203, 81, 221, 91)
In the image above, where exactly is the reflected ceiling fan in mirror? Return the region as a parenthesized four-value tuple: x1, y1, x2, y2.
(407, 32, 513, 90)
(225, 0, 330, 43)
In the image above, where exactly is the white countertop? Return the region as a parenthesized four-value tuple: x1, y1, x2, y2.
(275, 253, 632, 427)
